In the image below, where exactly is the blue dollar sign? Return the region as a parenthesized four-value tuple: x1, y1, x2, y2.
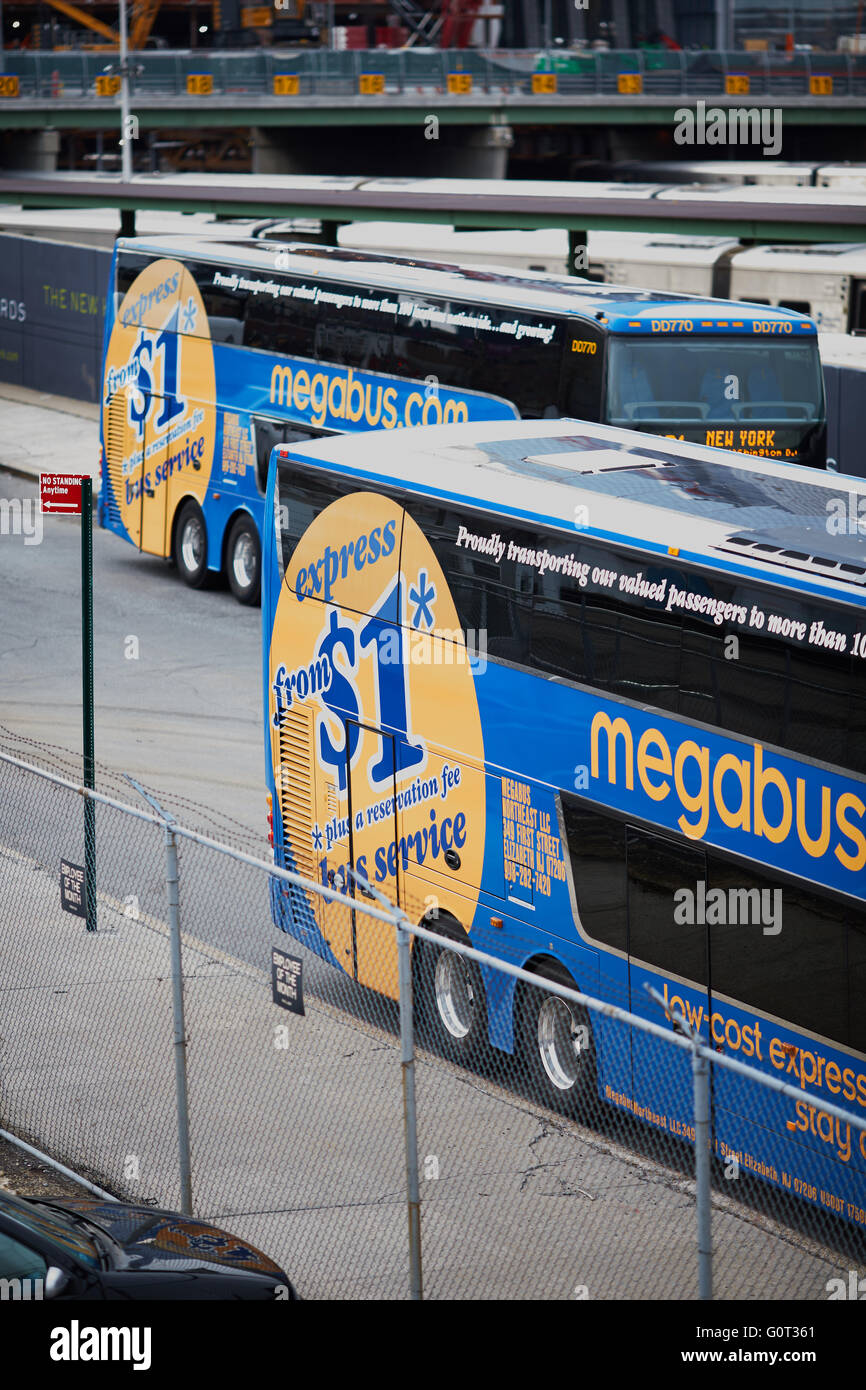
(127, 331, 153, 440)
(318, 610, 359, 792)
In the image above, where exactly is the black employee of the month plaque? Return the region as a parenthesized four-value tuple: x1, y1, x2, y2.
(60, 860, 86, 918)
(271, 947, 304, 1016)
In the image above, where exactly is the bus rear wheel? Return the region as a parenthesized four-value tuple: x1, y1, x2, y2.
(226, 514, 261, 606)
(517, 964, 595, 1116)
(174, 501, 210, 589)
(414, 923, 488, 1064)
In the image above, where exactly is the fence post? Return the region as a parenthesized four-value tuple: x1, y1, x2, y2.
(165, 823, 193, 1216)
(81, 476, 96, 933)
(396, 921, 423, 1301)
(693, 1044, 713, 1300)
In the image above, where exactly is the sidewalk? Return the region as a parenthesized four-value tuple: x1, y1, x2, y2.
(0, 383, 99, 489)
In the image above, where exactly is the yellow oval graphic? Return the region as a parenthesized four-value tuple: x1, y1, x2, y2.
(269, 491, 486, 996)
(102, 258, 217, 555)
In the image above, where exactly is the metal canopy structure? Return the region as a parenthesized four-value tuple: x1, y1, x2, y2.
(0, 172, 865, 241)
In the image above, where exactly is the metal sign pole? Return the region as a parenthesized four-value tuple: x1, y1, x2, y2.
(81, 476, 96, 932)
(119, 0, 132, 182)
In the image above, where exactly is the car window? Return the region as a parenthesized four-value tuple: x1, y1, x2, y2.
(0, 1231, 48, 1282)
(1, 1196, 101, 1268)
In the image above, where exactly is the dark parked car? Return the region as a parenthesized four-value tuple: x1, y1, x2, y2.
(0, 1189, 299, 1300)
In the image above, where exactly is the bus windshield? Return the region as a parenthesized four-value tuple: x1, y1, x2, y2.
(605, 338, 824, 429)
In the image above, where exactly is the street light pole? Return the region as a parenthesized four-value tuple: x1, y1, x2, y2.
(119, 0, 132, 182)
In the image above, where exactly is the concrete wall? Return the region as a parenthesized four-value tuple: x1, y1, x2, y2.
(0, 235, 110, 404)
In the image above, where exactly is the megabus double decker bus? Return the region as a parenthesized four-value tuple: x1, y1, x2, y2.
(98, 238, 826, 606)
(264, 418, 865, 1234)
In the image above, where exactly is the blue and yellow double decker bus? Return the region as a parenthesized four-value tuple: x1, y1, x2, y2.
(98, 238, 826, 605)
(263, 418, 865, 1230)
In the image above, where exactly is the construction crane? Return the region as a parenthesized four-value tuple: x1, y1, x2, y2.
(40, 0, 163, 49)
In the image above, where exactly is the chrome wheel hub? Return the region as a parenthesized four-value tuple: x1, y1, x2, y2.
(181, 516, 204, 572)
(538, 996, 584, 1091)
(434, 950, 475, 1040)
(232, 532, 256, 589)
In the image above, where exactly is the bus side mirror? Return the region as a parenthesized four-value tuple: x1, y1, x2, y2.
(826, 457, 838, 473)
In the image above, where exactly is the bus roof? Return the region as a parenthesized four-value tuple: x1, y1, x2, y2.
(278, 419, 866, 605)
(117, 236, 817, 336)
(731, 242, 866, 274)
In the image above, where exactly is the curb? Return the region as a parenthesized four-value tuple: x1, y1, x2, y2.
(0, 1127, 118, 1202)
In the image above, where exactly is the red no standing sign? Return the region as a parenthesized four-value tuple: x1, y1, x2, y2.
(40, 473, 87, 514)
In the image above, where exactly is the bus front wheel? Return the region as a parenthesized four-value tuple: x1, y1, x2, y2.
(517, 964, 595, 1116)
(174, 501, 210, 589)
(226, 515, 261, 606)
(414, 923, 488, 1064)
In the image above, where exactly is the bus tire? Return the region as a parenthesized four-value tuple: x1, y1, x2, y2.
(173, 500, 210, 589)
(414, 919, 488, 1064)
(226, 514, 261, 606)
(517, 963, 595, 1116)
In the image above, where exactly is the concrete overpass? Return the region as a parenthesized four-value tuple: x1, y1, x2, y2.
(2, 48, 866, 175)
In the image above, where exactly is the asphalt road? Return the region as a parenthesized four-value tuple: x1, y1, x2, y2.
(0, 468, 266, 840)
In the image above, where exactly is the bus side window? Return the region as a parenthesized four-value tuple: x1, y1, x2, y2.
(274, 462, 366, 581)
(850, 684, 866, 782)
(680, 613, 850, 772)
(116, 250, 154, 298)
(312, 283, 395, 372)
(531, 544, 680, 713)
(184, 260, 245, 344)
(559, 793, 627, 960)
(252, 417, 327, 495)
(481, 307, 567, 418)
(392, 294, 478, 390)
(849, 916, 866, 1052)
(707, 851, 850, 1048)
(626, 825, 708, 989)
(245, 281, 319, 359)
(400, 497, 534, 663)
(394, 298, 566, 418)
(849, 281, 866, 335)
(558, 327, 605, 420)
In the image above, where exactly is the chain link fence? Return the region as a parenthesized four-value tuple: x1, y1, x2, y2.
(1, 742, 864, 1300)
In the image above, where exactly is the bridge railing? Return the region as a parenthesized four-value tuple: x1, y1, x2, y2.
(0, 48, 863, 102)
